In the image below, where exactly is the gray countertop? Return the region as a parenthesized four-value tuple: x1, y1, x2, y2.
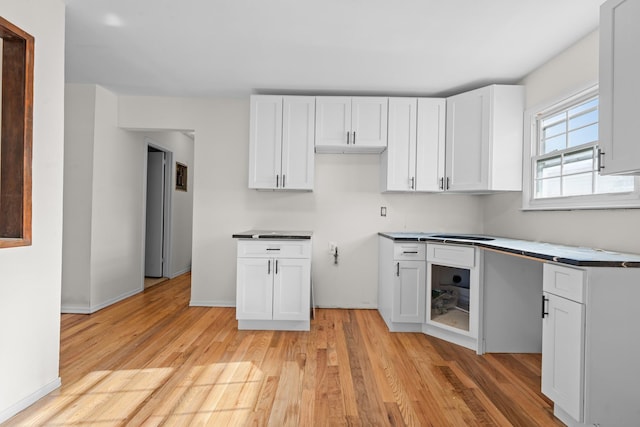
(232, 230, 313, 240)
(379, 232, 640, 268)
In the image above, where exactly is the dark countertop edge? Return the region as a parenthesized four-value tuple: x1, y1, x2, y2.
(378, 232, 640, 268)
(232, 231, 312, 240)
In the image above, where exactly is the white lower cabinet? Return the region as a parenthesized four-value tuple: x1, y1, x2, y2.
(378, 237, 426, 332)
(542, 263, 640, 426)
(542, 290, 585, 422)
(392, 260, 426, 323)
(236, 239, 311, 330)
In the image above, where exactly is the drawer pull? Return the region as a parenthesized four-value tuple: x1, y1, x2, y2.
(266, 248, 281, 251)
(541, 295, 549, 318)
(402, 251, 418, 254)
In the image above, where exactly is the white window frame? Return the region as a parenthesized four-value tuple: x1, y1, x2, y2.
(522, 83, 640, 211)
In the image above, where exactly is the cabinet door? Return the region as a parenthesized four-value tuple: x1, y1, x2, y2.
(384, 98, 417, 191)
(272, 258, 310, 321)
(281, 96, 315, 190)
(542, 292, 585, 422)
(416, 98, 446, 192)
(249, 95, 283, 189)
(392, 260, 426, 323)
(599, 0, 640, 175)
(315, 97, 351, 149)
(445, 87, 490, 191)
(351, 97, 388, 150)
(236, 258, 273, 320)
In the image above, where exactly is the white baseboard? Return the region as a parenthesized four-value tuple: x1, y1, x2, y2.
(61, 288, 144, 314)
(189, 300, 235, 307)
(0, 377, 61, 423)
(169, 266, 191, 278)
(61, 305, 92, 314)
(90, 288, 143, 313)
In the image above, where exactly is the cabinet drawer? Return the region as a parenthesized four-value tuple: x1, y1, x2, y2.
(237, 240, 311, 259)
(427, 243, 475, 267)
(394, 243, 426, 260)
(543, 263, 585, 303)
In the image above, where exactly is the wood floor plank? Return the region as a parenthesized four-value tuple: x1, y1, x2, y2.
(6, 273, 562, 426)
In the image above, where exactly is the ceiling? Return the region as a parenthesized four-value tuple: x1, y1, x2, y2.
(63, 0, 605, 98)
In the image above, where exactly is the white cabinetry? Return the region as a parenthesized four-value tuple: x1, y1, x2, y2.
(315, 96, 388, 153)
(249, 95, 315, 190)
(236, 239, 311, 330)
(542, 263, 585, 423)
(445, 85, 524, 192)
(425, 243, 481, 352)
(599, 0, 640, 175)
(378, 237, 425, 332)
(541, 262, 640, 426)
(381, 98, 446, 192)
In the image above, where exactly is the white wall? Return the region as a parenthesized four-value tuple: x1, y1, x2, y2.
(118, 96, 484, 308)
(90, 86, 146, 309)
(483, 30, 640, 255)
(62, 84, 95, 310)
(0, 0, 65, 422)
(62, 86, 195, 313)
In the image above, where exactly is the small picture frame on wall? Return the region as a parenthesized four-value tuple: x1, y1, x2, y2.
(176, 162, 187, 191)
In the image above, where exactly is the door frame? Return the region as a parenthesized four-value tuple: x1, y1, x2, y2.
(143, 138, 174, 281)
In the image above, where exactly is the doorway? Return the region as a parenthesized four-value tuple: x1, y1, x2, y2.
(144, 142, 173, 288)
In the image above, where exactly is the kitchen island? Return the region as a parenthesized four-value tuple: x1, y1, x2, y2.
(378, 231, 640, 427)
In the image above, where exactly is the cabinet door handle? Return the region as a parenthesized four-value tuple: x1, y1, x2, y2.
(276, 175, 280, 188)
(541, 295, 549, 318)
(597, 147, 605, 171)
(446, 177, 450, 190)
(352, 131, 356, 144)
(275, 259, 279, 274)
(346, 131, 351, 145)
(439, 177, 444, 190)
(268, 259, 271, 275)
(411, 177, 415, 190)
(396, 262, 400, 277)
(282, 174, 286, 188)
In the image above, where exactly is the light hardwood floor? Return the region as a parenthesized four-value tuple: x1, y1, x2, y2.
(5, 273, 562, 426)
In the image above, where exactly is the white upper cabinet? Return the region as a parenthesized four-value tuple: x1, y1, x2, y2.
(315, 96, 388, 153)
(381, 98, 445, 192)
(445, 85, 524, 192)
(598, 0, 640, 175)
(249, 95, 315, 190)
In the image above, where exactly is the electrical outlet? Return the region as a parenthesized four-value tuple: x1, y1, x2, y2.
(380, 206, 387, 217)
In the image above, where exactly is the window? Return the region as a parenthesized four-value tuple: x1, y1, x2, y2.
(523, 85, 639, 210)
(0, 17, 34, 248)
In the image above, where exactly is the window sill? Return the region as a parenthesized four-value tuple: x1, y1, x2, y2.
(522, 194, 640, 211)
